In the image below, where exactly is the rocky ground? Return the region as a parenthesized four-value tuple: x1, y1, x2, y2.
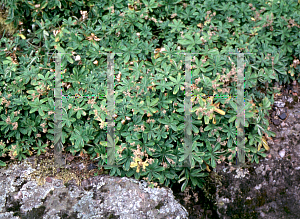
(172, 80, 300, 218)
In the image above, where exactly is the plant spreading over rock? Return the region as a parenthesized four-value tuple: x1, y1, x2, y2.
(0, 0, 299, 192)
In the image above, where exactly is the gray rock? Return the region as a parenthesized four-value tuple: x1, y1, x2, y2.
(274, 101, 285, 108)
(294, 124, 300, 131)
(0, 159, 188, 219)
(278, 149, 285, 158)
(287, 97, 294, 103)
(279, 113, 287, 120)
(272, 119, 280, 125)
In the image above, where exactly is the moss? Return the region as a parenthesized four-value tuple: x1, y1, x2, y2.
(106, 212, 119, 219)
(202, 171, 223, 203)
(155, 200, 164, 210)
(279, 188, 286, 195)
(292, 95, 298, 103)
(245, 198, 253, 206)
(226, 195, 258, 219)
(22, 205, 46, 219)
(25, 157, 84, 187)
(0, 7, 19, 38)
(283, 205, 290, 213)
(9, 198, 46, 219)
(59, 210, 80, 219)
(8, 200, 22, 217)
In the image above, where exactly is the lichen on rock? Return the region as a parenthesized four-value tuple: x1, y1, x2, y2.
(0, 156, 188, 218)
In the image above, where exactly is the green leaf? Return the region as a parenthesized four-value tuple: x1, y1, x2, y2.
(228, 115, 237, 123)
(204, 125, 213, 131)
(3, 57, 12, 65)
(66, 54, 74, 64)
(0, 160, 6, 167)
(38, 108, 45, 117)
(190, 168, 209, 178)
(210, 157, 216, 168)
(168, 19, 185, 33)
(173, 85, 179, 94)
(181, 179, 189, 192)
(230, 100, 237, 111)
(204, 115, 209, 124)
(249, 146, 257, 153)
(150, 98, 159, 107)
(117, 122, 122, 131)
(55, 45, 65, 54)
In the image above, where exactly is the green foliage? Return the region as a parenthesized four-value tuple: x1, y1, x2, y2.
(0, 0, 300, 192)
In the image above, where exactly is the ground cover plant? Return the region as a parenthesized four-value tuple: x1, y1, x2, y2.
(0, 0, 300, 192)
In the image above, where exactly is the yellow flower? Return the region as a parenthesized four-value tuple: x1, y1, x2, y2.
(142, 161, 149, 170)
(130, 157, 140, 167)
(214, 108, 225, 115)
(208, 97, 226, 115)
(213, 117, 216, 124)
(130, 157, 142, 172)
(130, 157, 149, 173)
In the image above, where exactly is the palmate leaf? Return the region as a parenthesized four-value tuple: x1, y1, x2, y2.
(178, 141, 205, 169)
(221, 123, 237, 144)
(168, 19, 186, 33)
(177, 32, 204, 51)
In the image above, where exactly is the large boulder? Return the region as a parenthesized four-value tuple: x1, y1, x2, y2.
(0, 156, 188, 219)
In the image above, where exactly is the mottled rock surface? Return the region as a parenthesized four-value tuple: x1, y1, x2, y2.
(0, 158, 188, 219)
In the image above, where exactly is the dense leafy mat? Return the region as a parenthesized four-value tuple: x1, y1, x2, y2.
(0, 0, 300, 191)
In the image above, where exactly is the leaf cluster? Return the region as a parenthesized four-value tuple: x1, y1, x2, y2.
(0, 0, 299, 191)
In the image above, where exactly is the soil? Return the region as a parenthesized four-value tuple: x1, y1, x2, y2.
(170, 80, 300, 219)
